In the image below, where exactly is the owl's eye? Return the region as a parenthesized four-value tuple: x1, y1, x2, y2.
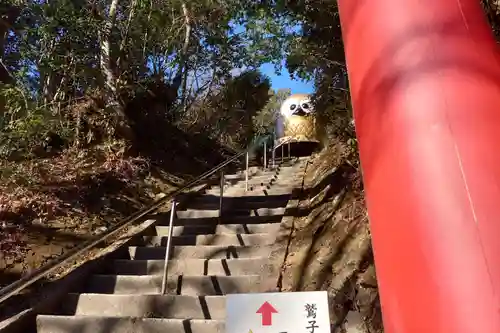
(302, 103, 310, 109)
(290, 104, 297, 110)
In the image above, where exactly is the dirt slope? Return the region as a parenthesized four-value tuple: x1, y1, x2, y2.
(0, 132, 233, 290)
(279, 142, 383, 333)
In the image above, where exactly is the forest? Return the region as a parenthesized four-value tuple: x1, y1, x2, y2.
(0, 0, 353, 287)
(2, 0, 500, 302)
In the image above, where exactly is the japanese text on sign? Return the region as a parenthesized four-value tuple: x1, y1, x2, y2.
(305, 303, 319, 333)
(226, 291, 331, 333)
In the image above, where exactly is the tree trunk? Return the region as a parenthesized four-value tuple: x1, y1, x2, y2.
(142, 0, 154, 60)
(116, 0, 138, 79)
(39, 38, 60, 106)
(179, 2, 192, 110)
(99, 0, 135, 141)
(0, 4, 20, 116)
(0, 5, 20, 84)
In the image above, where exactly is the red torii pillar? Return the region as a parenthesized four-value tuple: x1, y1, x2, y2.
(336, 0, 500, 332)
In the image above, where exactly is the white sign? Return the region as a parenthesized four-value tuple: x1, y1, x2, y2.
(226, 291, 331, 333)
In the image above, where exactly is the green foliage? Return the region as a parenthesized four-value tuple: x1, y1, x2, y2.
(253, 88, 290, 135)
(0, 84, 68, 159)
(0, 0, 300, 156)
(268, 0, 354, 142)
(483, 0, 500, 40)
(3, 0, 365, 163)
(205, 69, 272, 148)
(0, 84, 27, 124)
(236, 7, 295, 69)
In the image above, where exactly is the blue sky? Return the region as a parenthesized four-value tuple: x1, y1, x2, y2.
(259, 62, 314, 94)
(229, 21, 314, 94)
(145, 21, 315, 96)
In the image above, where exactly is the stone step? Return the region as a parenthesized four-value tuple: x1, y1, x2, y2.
(220, 182, 300, 190)
(233, 163, 303, 171)
(247, 170, 303, 177)
(141, 233, 275, 247)
(152, 214, 284, 227)
(184, 195, 290, 210)
(205, 181, 300, 190)
(242, 160, 300, 172)
(33, 160, 307, 333)
(128, 245, 269, 260)
(85, 275, 262, 295)
(175, 207, 286, 218)
(37, 316, 224, 333)
(153, 223, 280, 236)
(223, 174, 279, 182)
(264, 163, 303, 169)
(60, 294, 226, 319)
(110, 257, 267, 275)
(224, 178, 301, 187)
(221, 173, 297, 184)
(228, 173, 292, 182)
(203, 188, 297, 197)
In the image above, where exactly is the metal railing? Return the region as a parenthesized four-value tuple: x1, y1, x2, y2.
(272, 137, 294, 168)
(161, 136, 295, 294)
(159, 134, 285, 294)
(0, 134, 274, 304)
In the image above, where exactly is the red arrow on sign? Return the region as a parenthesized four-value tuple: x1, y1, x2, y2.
(256, 301, 278, 326)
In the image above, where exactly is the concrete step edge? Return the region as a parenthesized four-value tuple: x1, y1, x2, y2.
(110, 257, 268, 275)
(37, 316, 225, 333)
(153, 223, 280, 236)
(153, 215, 285, 226)
(85, 275, 263, 295)
(90, 274, 261, 278)
(141, 233, 276, 246)
(128, 244, 271, 260)
(62, 294, 227, 318)
(143, 233, 274, 240)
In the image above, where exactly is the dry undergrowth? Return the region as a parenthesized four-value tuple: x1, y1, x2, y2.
(280, 142, 383, 333)
(0, 144, 151, 286)
(0, 139, 206, 289)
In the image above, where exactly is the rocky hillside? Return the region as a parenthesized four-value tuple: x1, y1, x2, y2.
(278, 142, 382, 333)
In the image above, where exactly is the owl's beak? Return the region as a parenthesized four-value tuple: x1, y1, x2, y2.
(292, 107, 306, 116)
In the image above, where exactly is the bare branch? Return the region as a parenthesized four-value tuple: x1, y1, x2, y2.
(117, 0, 138, 72)
(180, 2, 193, 111)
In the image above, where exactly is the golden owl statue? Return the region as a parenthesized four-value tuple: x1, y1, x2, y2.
(275, 93, 326, 151)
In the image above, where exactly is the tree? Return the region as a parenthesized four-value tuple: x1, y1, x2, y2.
(483, 0, 500, 39)
(253, 87, 291, 135)
(0, 0, 298, 157)
(183, 69, 271, 149)
(264, 0, 353, 141)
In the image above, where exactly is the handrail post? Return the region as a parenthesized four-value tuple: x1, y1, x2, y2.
(219, 170, 224, 217)
(263, 140, 267, 169)
(245, 151, 249, 191)
(288, 142, 291, 159)
(161, 199, 177, 295)
(281, 144, 284, 162)
(272, 145, 276, 168)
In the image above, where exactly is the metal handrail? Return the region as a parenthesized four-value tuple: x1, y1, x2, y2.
(271, 137, 295, 168)
(160, 135, 277, 293)
(0, 134, 272, 304)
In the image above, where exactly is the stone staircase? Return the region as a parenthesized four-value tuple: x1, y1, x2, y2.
(36, 157, 309, 333)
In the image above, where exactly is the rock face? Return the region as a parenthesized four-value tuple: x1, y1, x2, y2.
(277, 144, 384, 333)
